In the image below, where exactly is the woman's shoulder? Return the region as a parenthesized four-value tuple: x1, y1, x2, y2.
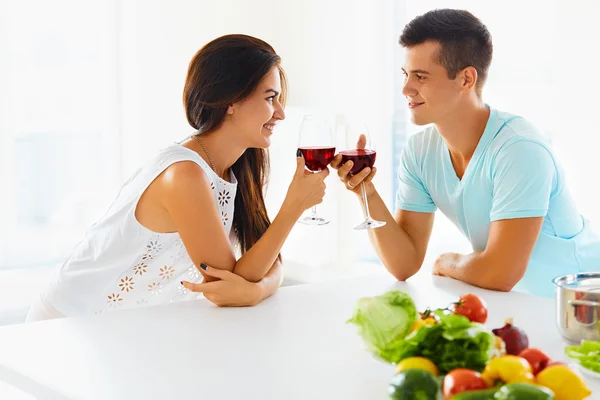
(162, 158, 211, 186)
(155, 143, 213, 173)
(152, 144, 215, 192)
(150, 142, 219, 184)
(148, 141, 237, 203)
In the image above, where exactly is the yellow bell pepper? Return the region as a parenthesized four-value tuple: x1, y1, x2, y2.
(395, 357, 439, 376)
(481, 355, 534, 386)
(536, 365, 591, 400)
(410, 316, 436, 332)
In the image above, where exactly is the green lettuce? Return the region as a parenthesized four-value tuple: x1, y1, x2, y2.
(394, 310, 494, 374)
(347, 290, 418, 363)
(348, 292, 494, 373)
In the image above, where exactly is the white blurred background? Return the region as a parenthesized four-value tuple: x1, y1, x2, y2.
(1, 0, 599, 325)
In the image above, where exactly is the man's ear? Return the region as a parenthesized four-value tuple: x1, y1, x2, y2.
(460, 66, 478, 93)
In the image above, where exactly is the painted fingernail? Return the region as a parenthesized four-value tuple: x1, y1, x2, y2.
(200, 263, 208, 270)
(180, 281, 184, 285)
(296, 149, 302, 157)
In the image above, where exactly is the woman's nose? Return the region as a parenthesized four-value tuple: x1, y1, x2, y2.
(274, 101, 285, 120)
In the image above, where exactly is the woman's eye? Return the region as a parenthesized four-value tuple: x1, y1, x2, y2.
(267, 96, 275, 103)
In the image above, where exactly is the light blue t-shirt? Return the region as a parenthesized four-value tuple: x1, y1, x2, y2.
(395, 107, 600, 298)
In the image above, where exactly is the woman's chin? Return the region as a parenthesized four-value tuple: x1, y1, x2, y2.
(257, 135, 272, 148)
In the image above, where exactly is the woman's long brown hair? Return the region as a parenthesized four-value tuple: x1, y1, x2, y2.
(182, 34, 287, 257)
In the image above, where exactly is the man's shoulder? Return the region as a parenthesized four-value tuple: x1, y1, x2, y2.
(486, 109, 558, 174)
(481, 109, 554, 166)
(493, 109, 550, 147)
(406, 125, 442, 155)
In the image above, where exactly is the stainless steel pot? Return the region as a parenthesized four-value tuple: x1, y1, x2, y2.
(554, 273, 600, 343)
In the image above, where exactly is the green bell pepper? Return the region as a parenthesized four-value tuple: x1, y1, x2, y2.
(493, 383, 554, 400)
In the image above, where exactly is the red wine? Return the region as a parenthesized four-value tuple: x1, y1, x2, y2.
(298, 146, 336, 172)
(340, 149, 376, 175)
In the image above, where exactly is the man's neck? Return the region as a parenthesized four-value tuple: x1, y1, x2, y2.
(435, 101, 490, 176)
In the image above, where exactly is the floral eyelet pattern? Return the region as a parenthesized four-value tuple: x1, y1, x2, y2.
(218, 190, 231, 207)
(119, 276, 135, 292)
(187, 266, 201, 281)
(176, 284, 190, 297)
(133, 263, 147, 276)
(159, 265, 175, 280)
(107, 293, 123, 307)
(221, 211, 229, 226)
(148, 281, 163, 296)
(146, 240, 162, 253)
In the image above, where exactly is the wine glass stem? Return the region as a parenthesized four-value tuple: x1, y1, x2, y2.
(310, 205, 318, 216)
(360, 182, 371, 220)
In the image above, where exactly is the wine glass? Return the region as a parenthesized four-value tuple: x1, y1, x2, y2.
(297, 114, 336, 225)
(339, 118, 386, 230)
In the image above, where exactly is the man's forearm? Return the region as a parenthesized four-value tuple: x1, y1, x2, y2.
(362, 191, 422, 281)
(434, 252, 517, 292)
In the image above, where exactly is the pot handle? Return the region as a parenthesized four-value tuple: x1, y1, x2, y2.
(569, 299, 600, 307)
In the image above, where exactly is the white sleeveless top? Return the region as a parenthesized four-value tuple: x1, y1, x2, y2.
(43, 142, 238, 316)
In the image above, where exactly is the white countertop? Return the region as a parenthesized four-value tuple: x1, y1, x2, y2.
(0, 272, 597, 399)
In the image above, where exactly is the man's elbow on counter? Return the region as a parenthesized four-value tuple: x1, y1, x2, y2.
(482, 277, 518, 293)
(385, 262, 419, 282)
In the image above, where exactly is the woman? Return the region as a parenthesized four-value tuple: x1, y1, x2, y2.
(26, 34, 329, 321)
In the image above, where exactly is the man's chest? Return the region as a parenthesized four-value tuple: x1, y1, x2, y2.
(426, 171, 495, 250)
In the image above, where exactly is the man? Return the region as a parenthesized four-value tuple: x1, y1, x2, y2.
(331, 9, 600, 297)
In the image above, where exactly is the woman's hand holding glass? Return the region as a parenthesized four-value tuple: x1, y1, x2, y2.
(296, 115, 335, 225)
(282, 152, 329, 218)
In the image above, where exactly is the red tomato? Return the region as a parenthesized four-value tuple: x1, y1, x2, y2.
(443, 368, 488, 399)
(518, 348, 551, 375)
(453, 294, 488, 324)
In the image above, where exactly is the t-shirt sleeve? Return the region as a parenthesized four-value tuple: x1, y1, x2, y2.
(490, 140, 556, 221)
(394, 137, 437, 213)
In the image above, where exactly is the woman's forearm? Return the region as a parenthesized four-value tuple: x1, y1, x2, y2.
(253, 261, 283, 304)
(232, 203, 301, 282)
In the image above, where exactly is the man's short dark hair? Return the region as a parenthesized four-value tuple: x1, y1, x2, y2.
(400, 9, 493, 92)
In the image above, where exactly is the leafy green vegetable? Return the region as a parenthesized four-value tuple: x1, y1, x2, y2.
(394, 310, 494, 374)
(347, 290, 418, 363)
(565, 340, 600, 372)
(348, 291, 494, 373)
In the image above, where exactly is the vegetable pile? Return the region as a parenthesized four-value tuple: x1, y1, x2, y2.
(348, 290, 592, 400)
